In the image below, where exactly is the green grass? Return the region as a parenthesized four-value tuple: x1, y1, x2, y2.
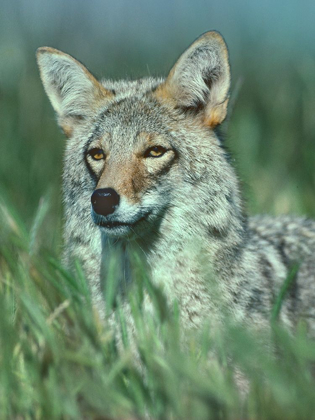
(1, 45, 315, 419)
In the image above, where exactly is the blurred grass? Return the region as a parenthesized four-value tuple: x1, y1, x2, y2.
(1, 14, 315, 418)
(228, 57, 315, 216)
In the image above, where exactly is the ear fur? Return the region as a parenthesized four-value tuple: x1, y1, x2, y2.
(155, 31, 230, 128)
(36, 47, 114, 137)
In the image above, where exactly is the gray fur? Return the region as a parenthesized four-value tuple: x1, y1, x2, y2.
(37, 32, 315, 337)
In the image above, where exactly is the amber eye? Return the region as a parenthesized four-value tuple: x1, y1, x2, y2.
(88, 148, 105, 161)
(145, 146, 167, 158)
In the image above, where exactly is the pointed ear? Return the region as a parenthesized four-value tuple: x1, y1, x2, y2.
(155, 31, 230, 128)
(36, 47, 114, 137)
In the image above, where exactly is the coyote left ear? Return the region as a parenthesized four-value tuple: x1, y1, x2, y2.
(155, 31, 230, 128)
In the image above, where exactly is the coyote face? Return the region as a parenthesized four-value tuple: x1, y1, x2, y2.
(86, 102, 177, 238)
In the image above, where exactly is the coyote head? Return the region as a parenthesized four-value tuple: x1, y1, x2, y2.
(37, 32, 231, 240)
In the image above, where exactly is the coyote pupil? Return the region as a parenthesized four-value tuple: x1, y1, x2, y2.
(37, 31, 315, 336)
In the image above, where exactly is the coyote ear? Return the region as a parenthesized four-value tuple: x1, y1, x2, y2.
(36, 47, 114, 137)
(155, 31, 230, 128)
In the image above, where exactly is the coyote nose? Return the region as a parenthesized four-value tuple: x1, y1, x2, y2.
(91, 188, 120, 216)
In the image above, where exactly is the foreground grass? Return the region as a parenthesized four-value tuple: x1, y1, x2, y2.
(1, 195, 315, 420)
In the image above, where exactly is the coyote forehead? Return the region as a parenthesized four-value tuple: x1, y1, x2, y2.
(86, 96, 174, 147)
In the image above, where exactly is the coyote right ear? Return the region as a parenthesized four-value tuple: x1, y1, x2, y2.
(36, 47, 114, 137)
(155, 31, 230, 128)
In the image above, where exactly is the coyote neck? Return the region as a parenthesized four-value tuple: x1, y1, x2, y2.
(100, 236, 135, 298)
(151, 197, 246, 278)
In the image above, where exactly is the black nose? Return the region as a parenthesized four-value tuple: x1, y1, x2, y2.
(91, 188, 120, 217)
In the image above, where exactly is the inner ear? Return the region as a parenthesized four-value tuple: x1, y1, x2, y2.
(182, 68, 220, 113)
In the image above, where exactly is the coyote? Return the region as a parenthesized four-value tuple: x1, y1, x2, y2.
(37, 31, 315, 335)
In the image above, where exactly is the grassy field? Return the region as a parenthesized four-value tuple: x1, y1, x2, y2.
(1, 34, 315, 419)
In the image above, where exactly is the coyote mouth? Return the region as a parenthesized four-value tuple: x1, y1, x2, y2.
(98, 220, 132, 228)
(92, 211, 150, 230)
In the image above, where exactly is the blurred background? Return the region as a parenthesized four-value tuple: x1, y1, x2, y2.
(1, 0, 315, 253)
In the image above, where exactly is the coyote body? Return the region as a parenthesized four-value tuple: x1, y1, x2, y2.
(37, 32, 315, 336)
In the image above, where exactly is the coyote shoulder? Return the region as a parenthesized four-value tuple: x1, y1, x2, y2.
(37, 31, 315, 335)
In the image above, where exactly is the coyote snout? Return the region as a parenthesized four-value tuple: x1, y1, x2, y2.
(90, 186, 154, 237)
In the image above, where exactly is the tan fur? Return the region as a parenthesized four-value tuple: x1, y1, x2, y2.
(97, 156, 149, 204)
(205, 98, 229, 127)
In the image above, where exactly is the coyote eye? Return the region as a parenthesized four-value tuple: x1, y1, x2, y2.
(145, 146, 167, 158)
(88, 148, 105, 161)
